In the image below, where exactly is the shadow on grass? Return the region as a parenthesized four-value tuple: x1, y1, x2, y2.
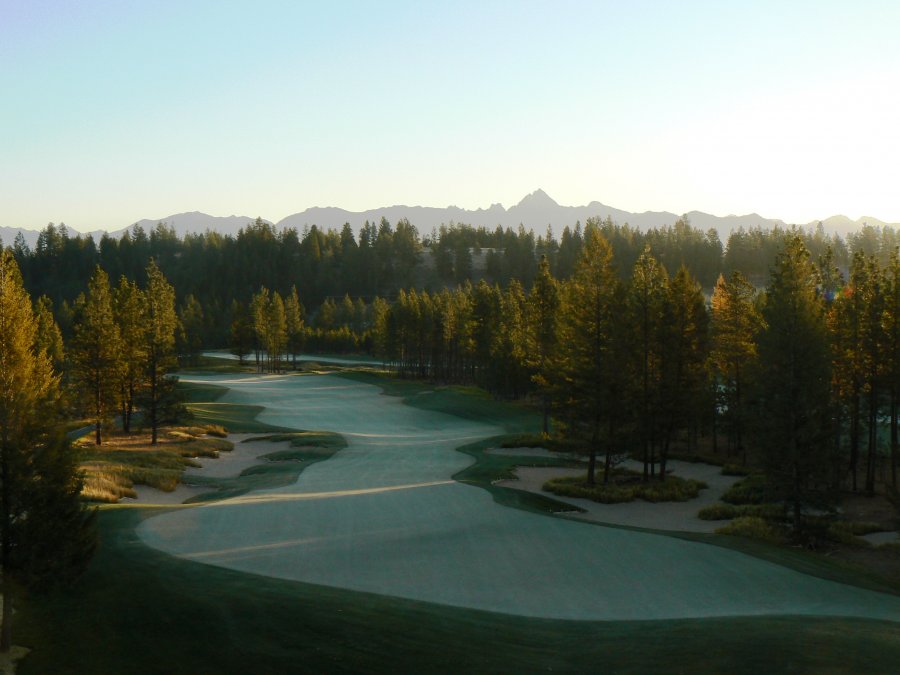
(16, 508, 900, 674)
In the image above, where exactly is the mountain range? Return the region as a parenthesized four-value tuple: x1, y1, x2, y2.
(3, 190, 897, 249)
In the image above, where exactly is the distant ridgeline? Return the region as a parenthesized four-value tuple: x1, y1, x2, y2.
(3, 215, 898, 350)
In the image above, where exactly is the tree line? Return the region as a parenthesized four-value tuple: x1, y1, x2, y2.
(370, 226, 900, 533)
(7, 216, 898, 351)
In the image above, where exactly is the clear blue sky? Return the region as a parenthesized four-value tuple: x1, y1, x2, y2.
(2, 0, 899, 231)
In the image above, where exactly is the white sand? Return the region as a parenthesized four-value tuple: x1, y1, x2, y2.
(495, 459, 741, 533)
(126, 433, 292, 505)
(862, 531, 900, 546)
(138, 373, 900, 622)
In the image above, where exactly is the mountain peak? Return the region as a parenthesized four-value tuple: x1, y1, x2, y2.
(515, 189, 558, 208)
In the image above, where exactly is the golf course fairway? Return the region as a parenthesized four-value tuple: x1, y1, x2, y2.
(138, 373, 900, 622)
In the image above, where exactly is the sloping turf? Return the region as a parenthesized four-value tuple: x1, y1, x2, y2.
(137, 373, 900, 623)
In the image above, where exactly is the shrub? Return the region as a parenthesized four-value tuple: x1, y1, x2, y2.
(543, 472, 706, 504)
(640, 479, 707, 503)
(721, 474, 768, 505)
(698, 502, 784, 521)
(716, 516, 787, 544)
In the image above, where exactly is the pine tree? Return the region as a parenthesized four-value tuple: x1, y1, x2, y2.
(755, 236, 834, 532)
(177, 294, 205, 367)
(113, 276, 147, 433)
(284, 286, 305, 367)
(143, 260, 178, 445)
(628, 245, 668, 479)
(527, 255, 560, 434)
(557, 229, 624, 484)
(0, 250, 96, 651)
(710, 271, 761, 462)
(657, 266, 709, 480)
(33, 295, 65, 372)
(71, 266, 121, 445)
(228, 299, 254, 364)
(267, 291, 288, 372)
(886, 249, 900, 488)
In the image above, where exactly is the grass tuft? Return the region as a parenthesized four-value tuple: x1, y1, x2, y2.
(716, 516, 788, 544)
(544, 470, 707, 504)
(698, 502, 784, 521)
(721, 474, 769, 505)
(721, 463, 752, 476)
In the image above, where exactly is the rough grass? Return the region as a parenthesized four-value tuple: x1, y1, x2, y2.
(698, 503, 785, 521)
(544, 470, 708, 504)
(14, 508, 900, 675)
(77, 429, 233, 503)
(722, 463, 753, 476)
(716, 516, 788, 545)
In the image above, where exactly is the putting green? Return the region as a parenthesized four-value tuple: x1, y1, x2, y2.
(139, 373, 900, 622)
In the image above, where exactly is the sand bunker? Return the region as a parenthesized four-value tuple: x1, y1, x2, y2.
(138, 373, 900, 622)
(495, 460, 741, 533)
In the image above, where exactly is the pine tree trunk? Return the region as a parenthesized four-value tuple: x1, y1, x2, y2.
(866, 382, 877, 495)
(850, 385, 860, 491)
(150, 358, 158, 446)
(587, 418, 599, 485)
(891, 389, 898, 489)
(94, 376, 102, 446)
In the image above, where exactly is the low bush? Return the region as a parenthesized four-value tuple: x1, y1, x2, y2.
(716, 516, 787, 544)
(543, 471, 706, 504)
(721, 474, 769, 505)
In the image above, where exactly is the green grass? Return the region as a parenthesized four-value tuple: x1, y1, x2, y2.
(14, 508, 900, 674)
(177, 380, 231, 403)
(183, 402, 295, 433)
(177, 354, 256, 373)
(338, 371, 540, 433)
(545, 470, 708, 504)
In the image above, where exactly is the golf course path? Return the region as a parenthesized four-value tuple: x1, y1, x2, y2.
(138, 373, 900, 622)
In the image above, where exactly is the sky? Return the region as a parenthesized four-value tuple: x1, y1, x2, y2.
(2, 0, 899, 232)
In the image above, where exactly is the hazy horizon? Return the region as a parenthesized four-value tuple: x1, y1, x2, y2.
(3, 1, 899, 231)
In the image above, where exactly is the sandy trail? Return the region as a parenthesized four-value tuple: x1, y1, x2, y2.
(138, 373, 900, 622)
